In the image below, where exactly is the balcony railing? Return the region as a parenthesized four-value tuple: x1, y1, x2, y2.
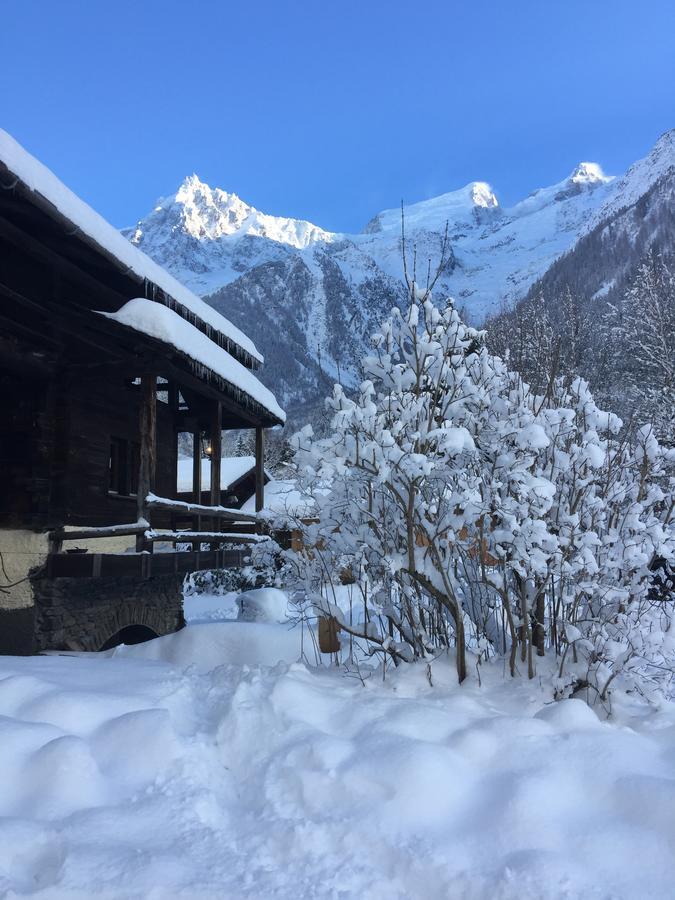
(45, 493, 263, 578)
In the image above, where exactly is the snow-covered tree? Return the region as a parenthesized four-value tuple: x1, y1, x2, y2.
(604, 252, 675, 444)
(287, 276, 675, 697)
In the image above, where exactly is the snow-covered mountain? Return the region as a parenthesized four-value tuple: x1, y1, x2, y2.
(124, 175, 333, 297)
(525, 128, 675, 306)
(127, 162, 614, 322)
(354, 162, 614, 317)
(124, 131, 673, 419)
(585, 128, 675, 230)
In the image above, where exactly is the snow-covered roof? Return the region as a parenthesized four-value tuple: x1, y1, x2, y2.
(101, 299, 285, 423)
(241, 478, 315, 518)
(177, 456, 257, 493)
(0, 129, 263, 366)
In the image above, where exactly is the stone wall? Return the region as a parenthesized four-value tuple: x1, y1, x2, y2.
(30, 572, 185, 653)
(0, 529, 50, 611)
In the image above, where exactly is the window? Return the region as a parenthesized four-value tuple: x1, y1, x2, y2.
(108, 438, 139, 496)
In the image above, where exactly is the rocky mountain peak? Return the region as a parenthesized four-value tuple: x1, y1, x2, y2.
(568, 162, 611, 185)
(469, 181, 500, 208)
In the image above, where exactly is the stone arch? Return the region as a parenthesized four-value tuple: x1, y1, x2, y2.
(99, 623, 159, 651)
(32, 572, 185, 653)
(71, 601, 178, 653)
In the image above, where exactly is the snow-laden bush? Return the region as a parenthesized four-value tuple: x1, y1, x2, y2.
(284, 278, 674, 699)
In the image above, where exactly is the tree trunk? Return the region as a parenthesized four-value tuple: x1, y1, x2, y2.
(534, 591, 546, 657)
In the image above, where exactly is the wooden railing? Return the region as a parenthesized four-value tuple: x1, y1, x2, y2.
(144, 493, 257, 523)
(46, 492, 263, 578)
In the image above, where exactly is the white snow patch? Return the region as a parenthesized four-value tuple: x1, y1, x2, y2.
(241, 477, 315, 518)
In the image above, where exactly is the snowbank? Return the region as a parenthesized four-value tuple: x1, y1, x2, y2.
(114, 620, 302, 672)
(0, 631, 673, 897)
(236, 587, 292, 623)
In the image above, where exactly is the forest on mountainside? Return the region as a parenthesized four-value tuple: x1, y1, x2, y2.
(485, 168, 675, 445)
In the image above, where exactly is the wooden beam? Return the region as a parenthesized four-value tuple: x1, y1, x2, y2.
(49, 522, 146, 542)
(0, 279, 121, 359)
(145, 530, 264, 544)
(255, 426, 265, 513)
(145, 494, 257, 523)
(165, 362, 260, 427)
(0, 212, 126, 309)
(136, 374, 157, 550)
(168, 381, 178, 414)
(45, 548, 249, 579)
(0, 279, 166, 376)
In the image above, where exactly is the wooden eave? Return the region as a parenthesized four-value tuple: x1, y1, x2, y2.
(0, 174, 283, 428)
(0, 159, 261, 370)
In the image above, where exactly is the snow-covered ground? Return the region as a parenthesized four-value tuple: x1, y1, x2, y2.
(0, 593, 674, 898)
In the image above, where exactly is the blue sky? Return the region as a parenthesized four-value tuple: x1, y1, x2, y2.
(2, 0, 674, 233)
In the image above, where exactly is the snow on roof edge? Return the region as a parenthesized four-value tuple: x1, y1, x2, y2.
(0, 129, 263, 365)
(99, 299, 285, 424)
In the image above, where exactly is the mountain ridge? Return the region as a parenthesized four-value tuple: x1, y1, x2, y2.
(123, 131, 674, 420)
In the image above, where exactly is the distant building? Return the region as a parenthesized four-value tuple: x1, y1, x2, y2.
(0, 131, 284, 654)
(176, 456, 270, 510)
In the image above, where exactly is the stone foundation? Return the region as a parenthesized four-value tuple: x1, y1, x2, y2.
(29, 572, 185, 653)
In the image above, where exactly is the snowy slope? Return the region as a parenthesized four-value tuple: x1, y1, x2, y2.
(124, 163, 613, 417)
(585, 128, 675, 229)
(357, 162, 614, 318)
(0, 605, 674, 898)
(524, 128, 675, 310)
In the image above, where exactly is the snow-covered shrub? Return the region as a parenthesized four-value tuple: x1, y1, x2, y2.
(287, 275, 675, 698)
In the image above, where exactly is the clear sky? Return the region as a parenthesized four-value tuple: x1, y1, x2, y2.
(2, 0, 674, 233)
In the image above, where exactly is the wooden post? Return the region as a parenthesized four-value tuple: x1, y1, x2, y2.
(192, 428, 202, 544)
(255, 425, 265, 514)
(210, 401, 222, 506)
(136, 373, 157, 551)
(192, 429, 202, 503)
(210, 402, 222, 546)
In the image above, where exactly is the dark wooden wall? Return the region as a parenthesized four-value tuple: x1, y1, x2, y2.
(0, 371, 53, 529)
(0, 181, 270, 535)
(0, 367, 178, 531)
(62, 377, 177, 527)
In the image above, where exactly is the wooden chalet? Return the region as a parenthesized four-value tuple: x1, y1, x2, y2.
(0, 131, 285, 654)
